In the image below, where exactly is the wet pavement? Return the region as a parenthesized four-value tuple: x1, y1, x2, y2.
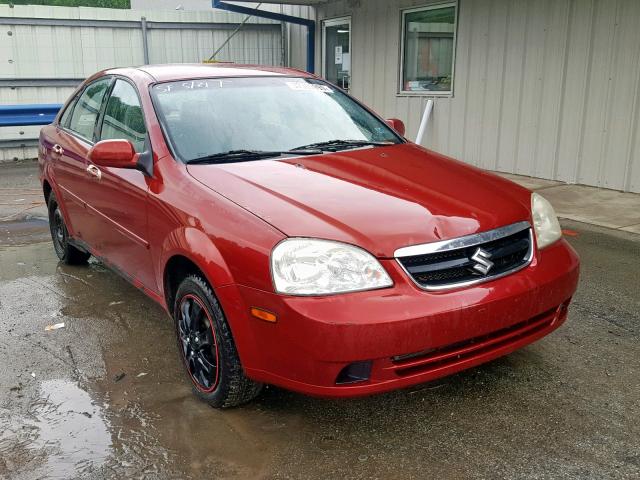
(0, 162, 47, 224)
(1, 162, 639, 479)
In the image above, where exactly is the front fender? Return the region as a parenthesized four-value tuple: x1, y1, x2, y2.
(158, 226, 234, 295)
(157, 226, 268, 370)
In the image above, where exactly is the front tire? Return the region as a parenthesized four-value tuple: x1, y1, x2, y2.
(173, 274, 262, 408)
(47, 192, 91, 265)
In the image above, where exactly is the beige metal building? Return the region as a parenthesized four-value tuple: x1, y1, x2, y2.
(235, 0, 640, 194)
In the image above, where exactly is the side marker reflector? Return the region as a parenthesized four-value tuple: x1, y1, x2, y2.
(251, 307, 277, 323)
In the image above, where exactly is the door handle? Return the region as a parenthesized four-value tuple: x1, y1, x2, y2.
(86, 164, 102, 181)
(52, 144, 64, 155)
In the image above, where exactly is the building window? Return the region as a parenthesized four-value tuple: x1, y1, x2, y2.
(400, 3, 457, 95)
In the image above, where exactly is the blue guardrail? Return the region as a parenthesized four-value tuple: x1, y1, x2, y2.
(0, 104, 63, 127)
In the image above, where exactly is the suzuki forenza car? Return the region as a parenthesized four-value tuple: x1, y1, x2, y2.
(39, 64, 580, 407)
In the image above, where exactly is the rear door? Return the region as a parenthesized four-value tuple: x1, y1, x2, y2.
(51, 77, 112, 243)
(83, 78, 157, 293)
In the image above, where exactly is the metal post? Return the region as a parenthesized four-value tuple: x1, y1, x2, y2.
(287, 19, 292, 67)
(280, 5, 287, 67)
(141, 16, 150, 65)
(306, 22, 315, 74)
(416, 98, 434, 145)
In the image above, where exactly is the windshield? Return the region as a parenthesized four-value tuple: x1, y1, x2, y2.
(150, 76, 402, 162)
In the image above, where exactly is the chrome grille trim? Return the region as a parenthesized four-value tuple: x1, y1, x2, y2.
(394, 221, 531, 257)
(395, 221, 534, 292)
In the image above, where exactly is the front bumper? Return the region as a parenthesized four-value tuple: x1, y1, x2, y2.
(216, 238, 580, 398)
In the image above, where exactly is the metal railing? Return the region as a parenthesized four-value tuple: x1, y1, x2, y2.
(0, 104, 62, 128)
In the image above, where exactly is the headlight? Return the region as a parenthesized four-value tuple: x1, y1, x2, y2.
(531, 193, 562, 249)
(271, 238, 393, 295)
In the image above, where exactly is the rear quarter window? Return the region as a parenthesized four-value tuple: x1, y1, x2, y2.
(58, 96, 78, 128)
(67, 78, 112, 141)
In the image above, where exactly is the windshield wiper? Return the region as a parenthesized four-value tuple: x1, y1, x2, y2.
(293, 139, 394, 152)
(186, 149, 322, 165)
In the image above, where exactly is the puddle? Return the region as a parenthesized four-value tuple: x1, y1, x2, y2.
(26, 380, 112, 479)
(0, 380, 112, 480)
(0, 216, 50, 246)
(0, 244, 58, 282)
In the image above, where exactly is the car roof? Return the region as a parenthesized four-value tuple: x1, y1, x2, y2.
(103, 63, 311, 83)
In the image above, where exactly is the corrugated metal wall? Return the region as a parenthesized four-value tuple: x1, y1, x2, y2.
(0, 4, 283, 161)
(317, 0, 640, 193)
(130, 0, 315, 71)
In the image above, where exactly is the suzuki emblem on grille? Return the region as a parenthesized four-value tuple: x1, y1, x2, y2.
(471, 247, 494, 275)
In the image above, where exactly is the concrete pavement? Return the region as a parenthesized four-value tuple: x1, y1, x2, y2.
(496, 172, 640, 234)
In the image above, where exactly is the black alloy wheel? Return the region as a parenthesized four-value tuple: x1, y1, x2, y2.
(177, 293, 220, 392)
(173, 274, 263, 408)
(46, 192, 91, 265)
(51, 204, 67, 257)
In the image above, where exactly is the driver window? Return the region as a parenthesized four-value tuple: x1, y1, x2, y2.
(100, 80, 147, 153)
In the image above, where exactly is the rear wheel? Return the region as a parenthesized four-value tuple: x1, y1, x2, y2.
(173, 274, 262, 408)
(47, 192, 91, 265)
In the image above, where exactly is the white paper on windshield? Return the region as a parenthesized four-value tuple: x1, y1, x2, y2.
(285, 82, 333, 93)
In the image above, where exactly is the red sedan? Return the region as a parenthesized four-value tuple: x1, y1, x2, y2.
(39, 64, 579, 408)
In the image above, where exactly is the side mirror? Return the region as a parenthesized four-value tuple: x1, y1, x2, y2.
(386, 118, 406, 137)
(88, 139, 137, 169)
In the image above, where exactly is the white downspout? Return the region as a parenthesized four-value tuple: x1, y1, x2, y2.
(415, 98, 434, 145)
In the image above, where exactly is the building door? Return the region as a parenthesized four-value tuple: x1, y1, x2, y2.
(322, 17, 351, 90)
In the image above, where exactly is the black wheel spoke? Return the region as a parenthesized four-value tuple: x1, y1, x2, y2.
(191, 301, 203, 324)
(198, 368, 210, 388)
(181, 300, 192, 329)
(196, 350, 215, 373)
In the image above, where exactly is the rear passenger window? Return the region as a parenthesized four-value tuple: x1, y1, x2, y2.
(100, 80, 147, 153)
(68, 78, 111, 141)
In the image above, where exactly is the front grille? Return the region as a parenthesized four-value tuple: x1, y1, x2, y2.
(396, 222, 533, 290)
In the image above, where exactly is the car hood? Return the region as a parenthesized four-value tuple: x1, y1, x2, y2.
(187, 143, 533, 258)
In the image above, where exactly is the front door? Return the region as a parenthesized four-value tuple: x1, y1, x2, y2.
(84, 78, 157, 293)
(322, 17, 351, 91)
